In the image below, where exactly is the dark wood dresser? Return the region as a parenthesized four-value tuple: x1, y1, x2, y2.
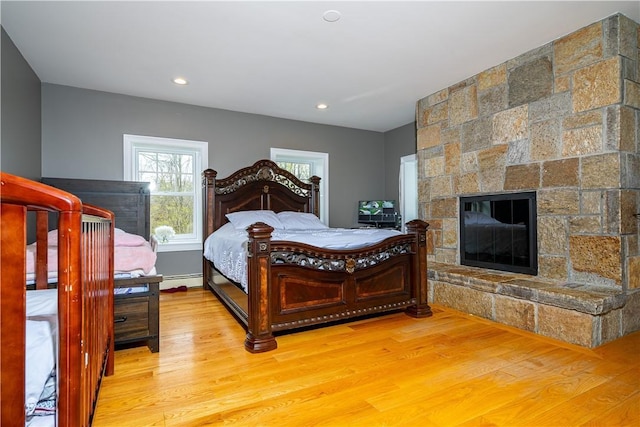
(114, 275, 163, 352)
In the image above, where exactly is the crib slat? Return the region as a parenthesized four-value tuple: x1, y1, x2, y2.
(36, 210, 49, 290)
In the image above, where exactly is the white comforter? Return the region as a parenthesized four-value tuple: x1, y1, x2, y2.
(204, 222, 402, 292)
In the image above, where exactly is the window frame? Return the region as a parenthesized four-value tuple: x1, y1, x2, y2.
(270, 148, 329, 224)
(124, 134, 208, 252)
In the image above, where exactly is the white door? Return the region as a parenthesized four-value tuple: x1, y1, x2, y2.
(399, 154, 418, 233)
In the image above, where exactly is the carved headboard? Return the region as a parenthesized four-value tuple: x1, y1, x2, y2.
(202, 159, 321, 236)
(41, 177, 151, 239)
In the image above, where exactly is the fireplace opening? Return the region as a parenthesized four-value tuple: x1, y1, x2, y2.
(460, 192, 537, 275)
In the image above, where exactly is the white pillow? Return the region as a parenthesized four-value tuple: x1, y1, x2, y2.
(277, 211, 328, 230)
(225, 210, 283, 230)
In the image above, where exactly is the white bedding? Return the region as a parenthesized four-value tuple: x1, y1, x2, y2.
(204, 221, 402, 292)
(25, 290, 58, 427)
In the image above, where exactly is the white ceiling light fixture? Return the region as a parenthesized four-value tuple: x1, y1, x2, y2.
(322, 10, 341, 23)
(172, 77, 188, 85)
(316, 103, 328, 110)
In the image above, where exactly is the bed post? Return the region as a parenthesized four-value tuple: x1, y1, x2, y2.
(245, 222, 278, 353)
(202, 169, 217, 289)
(405, 219, 433, 318)
(309, 175, 321, 216)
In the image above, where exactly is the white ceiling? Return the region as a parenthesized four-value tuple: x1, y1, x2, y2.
(2, 1, 639, 132)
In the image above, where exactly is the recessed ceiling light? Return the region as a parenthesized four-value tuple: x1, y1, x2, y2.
(173, 77, 188, 85)
(323, 10, 341, 23)
(316, 103, 328, 110)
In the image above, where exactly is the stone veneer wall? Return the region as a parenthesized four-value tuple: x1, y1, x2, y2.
(415, 14, 640, 346)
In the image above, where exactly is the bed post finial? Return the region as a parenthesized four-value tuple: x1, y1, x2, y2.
(202, 168, 217, 183)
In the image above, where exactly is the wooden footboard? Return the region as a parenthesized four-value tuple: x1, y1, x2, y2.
(244, 219, 431, 352)
(0, 173, 114, 427)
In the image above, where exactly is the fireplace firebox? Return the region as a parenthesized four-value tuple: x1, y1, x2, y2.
(460, 192, 537, 275)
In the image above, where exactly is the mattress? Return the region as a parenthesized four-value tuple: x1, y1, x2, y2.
(204, 222, 402, 292)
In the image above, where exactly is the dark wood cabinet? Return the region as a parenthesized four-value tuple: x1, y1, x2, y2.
(114, 275, 162, 352)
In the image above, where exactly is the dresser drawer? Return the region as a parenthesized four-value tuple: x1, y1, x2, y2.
(114, 296, 150, 339)
(113, 275, 162, 353)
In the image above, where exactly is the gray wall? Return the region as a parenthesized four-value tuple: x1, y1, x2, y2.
(383, 122, 416, 201)
(41, 84, 397, 276)
(1, 28, 41, 179)
(1, 28, 417, 277)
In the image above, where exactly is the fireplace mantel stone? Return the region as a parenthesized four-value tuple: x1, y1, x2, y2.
(416, 13, 640, 347)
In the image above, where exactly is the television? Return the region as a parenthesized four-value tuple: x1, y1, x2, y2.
(358, 200, 397, 228)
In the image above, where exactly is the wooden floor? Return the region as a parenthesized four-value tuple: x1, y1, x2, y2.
(93, 288, 640, 426)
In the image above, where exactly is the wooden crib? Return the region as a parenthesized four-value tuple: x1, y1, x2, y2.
(1, 172, 115, 426)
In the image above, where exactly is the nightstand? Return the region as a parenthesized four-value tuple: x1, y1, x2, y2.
(113, 275, 163, 352)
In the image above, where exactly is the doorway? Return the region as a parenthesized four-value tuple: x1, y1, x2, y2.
(399, 154, 417, 233)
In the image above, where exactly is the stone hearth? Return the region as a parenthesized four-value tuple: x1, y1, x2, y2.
(429, 262, 640, 347)
(415, 13, 640, 347)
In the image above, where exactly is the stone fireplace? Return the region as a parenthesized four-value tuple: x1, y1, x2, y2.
(416, 13, 640, 347)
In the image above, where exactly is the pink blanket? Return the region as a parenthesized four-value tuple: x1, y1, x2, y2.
(26, 229, 157, 275)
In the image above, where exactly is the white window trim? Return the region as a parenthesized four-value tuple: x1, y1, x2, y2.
(270, 148, 329, 224)
(399, 154, 417, 233)
(124, 134, 208, 252)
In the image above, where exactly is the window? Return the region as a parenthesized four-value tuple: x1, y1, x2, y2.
(270, 148, 328, 224)
(124, 134, 208, 252)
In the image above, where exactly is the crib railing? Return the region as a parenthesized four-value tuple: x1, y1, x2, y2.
(0, 172, 114, 427)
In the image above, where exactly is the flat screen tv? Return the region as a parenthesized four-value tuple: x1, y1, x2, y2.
(358, 200, 397, 227)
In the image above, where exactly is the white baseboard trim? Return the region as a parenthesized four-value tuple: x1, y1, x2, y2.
(160, 273, 203, 290)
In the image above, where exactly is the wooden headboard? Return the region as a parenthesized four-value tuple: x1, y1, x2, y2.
(202, 159, 321, 235)
(41, 177, 151, 238)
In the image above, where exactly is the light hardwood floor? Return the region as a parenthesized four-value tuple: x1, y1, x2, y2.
(93, 288, 640, 426)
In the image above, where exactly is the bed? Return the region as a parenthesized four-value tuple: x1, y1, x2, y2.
(41, 177, 162, 352)
(40, 177, 158, 278)
(202, 159, 432, 353)
(1, 172, 115, 427)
